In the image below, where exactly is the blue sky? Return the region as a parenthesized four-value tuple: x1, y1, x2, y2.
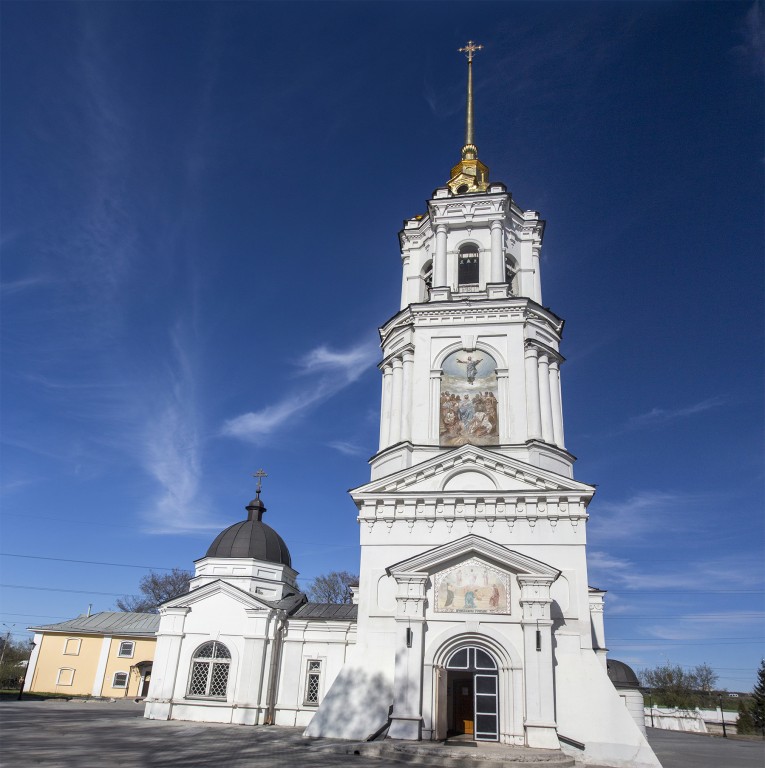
(1, 2, 763, 692)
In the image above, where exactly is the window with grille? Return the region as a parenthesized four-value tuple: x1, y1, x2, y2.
(118, 641, 135, 658)
(112, 672, 128, 689)
(187, 641, 231, 699)
(304, 660, 322, 705)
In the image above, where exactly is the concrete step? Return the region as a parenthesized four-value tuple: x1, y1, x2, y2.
(326, 740, 577, 768)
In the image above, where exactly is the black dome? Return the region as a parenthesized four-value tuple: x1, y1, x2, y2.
(205, 497, 291, 567)
(607, 659, 641, 689)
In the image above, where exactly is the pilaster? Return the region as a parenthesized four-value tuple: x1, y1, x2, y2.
(518, 575, 558, 749)
(388, 572, 428, 740)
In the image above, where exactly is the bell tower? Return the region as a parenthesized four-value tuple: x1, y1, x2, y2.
(307, 44, 660, 768)
(376, 40, 569, 483)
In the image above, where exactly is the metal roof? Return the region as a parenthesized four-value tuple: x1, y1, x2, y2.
(29, 611, 160, 636)
(292, 603, 358, 620)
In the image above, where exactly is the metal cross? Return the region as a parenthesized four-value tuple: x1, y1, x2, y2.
(458, 40, 484, 62)
(252, 468, 267, 497)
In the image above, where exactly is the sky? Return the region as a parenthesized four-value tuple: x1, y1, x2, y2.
(1, 1, 763, 692)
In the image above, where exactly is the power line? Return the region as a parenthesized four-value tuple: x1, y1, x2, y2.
(0, 584, 124, 597)
(0, 553, 177, 570)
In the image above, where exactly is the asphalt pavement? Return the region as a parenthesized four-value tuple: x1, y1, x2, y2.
(0, 700, 763, 768)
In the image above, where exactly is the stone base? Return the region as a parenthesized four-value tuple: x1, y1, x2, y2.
(429, 286, 452, 302)
(486, 283, 510, 299)
(388, 714, 423, 740)
(525, 723, 560, 749)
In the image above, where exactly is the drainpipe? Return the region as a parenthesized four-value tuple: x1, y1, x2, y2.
(263, 611, 286, 725)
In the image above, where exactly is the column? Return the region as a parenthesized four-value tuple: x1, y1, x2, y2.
(389, 357, 403, 445)
(538, 354, 554, 444)
(548, 360, 565, 448)
(490, 220, 504, 283)
(429, 370, 442, 441)
(379, 363, 393, 448)
(518, 575, 558, 749)
(434, 225, 448, 286)
(588, 592, 608, 670)
(400, 349, 414, 443)
(531, 246, 542, 304)
(388, 572, 428, 741)
(496, 369, 510, 442)
(524, 345, 542, 440)
(144, 607, 189, 721)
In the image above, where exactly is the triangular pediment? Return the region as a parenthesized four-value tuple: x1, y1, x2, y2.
(352, 445, 594, 500)
(387, 535, 559, 579)
(161, 579, 273, 612)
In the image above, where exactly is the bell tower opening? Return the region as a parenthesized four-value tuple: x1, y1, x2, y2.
(458, 245, 479, 291)
(445, 646, 499, 742)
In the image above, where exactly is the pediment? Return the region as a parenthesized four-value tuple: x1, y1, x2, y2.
(352, 445, 594, 500)
(161, 579, 273, 612)
(387, 534, 559, 580)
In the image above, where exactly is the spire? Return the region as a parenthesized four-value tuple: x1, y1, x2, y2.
(247, 468, 268, 521)
(447, 41, 490, 195)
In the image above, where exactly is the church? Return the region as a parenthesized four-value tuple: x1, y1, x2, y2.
(144, 44, 660, 768)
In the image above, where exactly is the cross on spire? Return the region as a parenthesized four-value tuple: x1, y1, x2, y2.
(252, 468, 267, 499)
(458, 40, 483, 62)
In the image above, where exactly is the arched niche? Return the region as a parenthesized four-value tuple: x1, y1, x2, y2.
(439, 348, 499, 447)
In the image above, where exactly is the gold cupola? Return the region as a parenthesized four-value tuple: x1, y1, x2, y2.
(447, 40, 490, 195)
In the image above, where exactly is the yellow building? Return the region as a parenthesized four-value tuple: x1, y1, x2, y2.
(25, 612, 158, 698)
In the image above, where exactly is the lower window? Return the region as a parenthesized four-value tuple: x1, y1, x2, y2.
(187, 641, 231, 699)
(112, 671, 128, 689)
(304, 660, 322, 705)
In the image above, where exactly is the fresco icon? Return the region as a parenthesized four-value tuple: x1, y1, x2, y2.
(440, 349, 499, 446)
(435, 558, 510, 614)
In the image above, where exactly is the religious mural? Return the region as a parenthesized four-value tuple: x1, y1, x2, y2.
(439, 349, 499, 446)
(434, 558, 510, 614)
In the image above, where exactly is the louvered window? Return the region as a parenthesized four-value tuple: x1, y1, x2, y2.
(187, 642, 231, 699)
(458, 247, 479, 289)
(304, 660, 322, 705)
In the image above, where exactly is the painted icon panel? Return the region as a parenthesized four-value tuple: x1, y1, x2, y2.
(434, 557, 510, 614)
(440, 349, 499, 446)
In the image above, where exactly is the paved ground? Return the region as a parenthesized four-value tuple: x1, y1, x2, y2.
(645, 726, 765, 768)
(1, 700, 763, 768)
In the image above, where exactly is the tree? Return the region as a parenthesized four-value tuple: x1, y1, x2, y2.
(0, 637, 32, 689)
(638, 662, 719, 709)
(116, 568, 192, 613)
(752, 658, 765, 734)
(306, 571, 358, 604)
(737, 699, 755, 735)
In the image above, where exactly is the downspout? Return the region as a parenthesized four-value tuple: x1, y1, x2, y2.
(263, 610, 286, 725)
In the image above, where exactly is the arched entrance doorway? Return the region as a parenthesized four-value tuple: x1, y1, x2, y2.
(445, 645, 499, 741)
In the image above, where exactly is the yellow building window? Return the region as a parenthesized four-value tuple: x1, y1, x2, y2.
(63, 638, 81, 656)
(56, 668, 75, 686)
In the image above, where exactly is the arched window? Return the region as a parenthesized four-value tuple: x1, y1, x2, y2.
(504, 254, 518, 295)
(187, 641, 231, 699)
(420, 259, 433, 301)
(458, 245, 479, 290)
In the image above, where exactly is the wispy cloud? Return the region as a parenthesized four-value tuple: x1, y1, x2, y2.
(588, 550, 765, 594)
(588, 490, 694, 542)
(327, 440, 368, 457)
(222, 341, 378, 441)
(0, 276, 57, 297)
(733, 1, 765, 77)
(136, 323, 219, 535)
(625, 397, 725, 431)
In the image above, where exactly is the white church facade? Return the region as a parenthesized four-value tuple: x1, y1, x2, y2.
(144, 44, 661, 768)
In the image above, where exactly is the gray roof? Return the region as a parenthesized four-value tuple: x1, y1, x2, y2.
(607, 659, 641, 689)
(29, 611, 160, 636)
(292, 603, 358, 620)
(205, 498, 291, 566)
